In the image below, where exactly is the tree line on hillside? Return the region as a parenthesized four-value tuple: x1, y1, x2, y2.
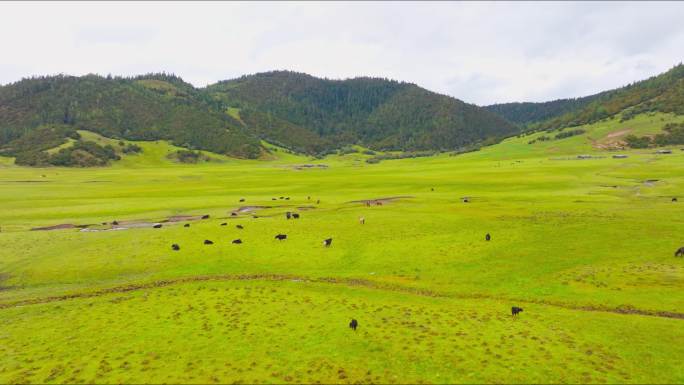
(0, 74, 261, 164)
(207, 71, 518, 152)
(624, 122, 684, 148)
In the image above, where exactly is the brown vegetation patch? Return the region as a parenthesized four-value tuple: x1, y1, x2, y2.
(291, 164, 329, 170)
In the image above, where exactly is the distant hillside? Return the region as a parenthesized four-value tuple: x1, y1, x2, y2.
(206, 71, 519, 152)
(528, 64, 684, 131)
(485, 64, 684, 130)
(0, 73, 262, 165)
(484, 94, 604, 125)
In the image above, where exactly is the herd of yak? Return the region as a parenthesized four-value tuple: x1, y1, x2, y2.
(141, 195, 683, 327)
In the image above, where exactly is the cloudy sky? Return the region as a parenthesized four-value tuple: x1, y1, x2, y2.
(2, 1, 683, 105)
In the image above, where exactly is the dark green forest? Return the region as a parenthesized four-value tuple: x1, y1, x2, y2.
(207, 71, 519, 152)
(0, 74, 261, 164)
(0, 72, 518, 165)
(3, 64, 684, 167)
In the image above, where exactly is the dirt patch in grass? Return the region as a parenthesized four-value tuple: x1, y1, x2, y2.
(297, 206, 316, 211)
(235, 206, 271, 213)
(167, 215, 205, 222)
(347, 196, 414, 205)
(31, 224, 82, 231)
(593, 128, 632, 150)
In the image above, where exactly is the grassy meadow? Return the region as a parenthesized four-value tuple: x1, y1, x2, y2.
(1, 113, 684, 383)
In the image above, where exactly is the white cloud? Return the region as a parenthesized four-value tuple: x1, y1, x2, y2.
(1, 1, 683, 105)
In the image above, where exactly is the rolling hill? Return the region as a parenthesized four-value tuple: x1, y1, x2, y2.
(486, 64, 684, 130)
(0, 74, 262, 165)
(0, 72, 519, 166)
(207, 71, 519, 153)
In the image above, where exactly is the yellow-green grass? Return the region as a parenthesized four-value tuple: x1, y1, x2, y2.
(0, 114, 683, 383)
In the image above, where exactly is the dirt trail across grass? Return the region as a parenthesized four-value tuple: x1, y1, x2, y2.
(2, 274, 682, 320)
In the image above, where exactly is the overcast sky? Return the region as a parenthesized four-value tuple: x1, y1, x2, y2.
(2, 1, 683, 105)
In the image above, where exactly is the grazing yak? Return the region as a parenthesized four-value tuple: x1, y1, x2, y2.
(231, 213, 237, 217)
(112, 220, 119, 225)
(171, 244, 180, 251)
(240, 198, 245, 202)
(275, 234, 287, 241)
(204, 240, 214, 245)
(675, 247, 684, 257)
(153, 224, 162, 229)
(286, 212, 292, 219)
(485, 233, 491, 241)
(673, 197, 678, 202)
(202, 214, 210, 219)
(511, 307, 523, 316)
(184, 223, 190, 228)
(349, 319, 358, 331)
(323, 238, 333, 247)
(232, 239, 243, 244)
(292, 213, 300, 219)
(236, 225, 244, 229)
(221, 223, 227, 226)
(285, 197, 290, 200)
(359, 217, 365, 224)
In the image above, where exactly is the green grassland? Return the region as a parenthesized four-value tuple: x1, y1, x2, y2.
(1, 114, 683, 383)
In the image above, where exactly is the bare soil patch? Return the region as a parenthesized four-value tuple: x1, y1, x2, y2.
(167, 215, 204, 222)
(31, 224, 81, 231)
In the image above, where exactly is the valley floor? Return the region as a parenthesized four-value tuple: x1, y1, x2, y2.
(1, 119, 684, 383)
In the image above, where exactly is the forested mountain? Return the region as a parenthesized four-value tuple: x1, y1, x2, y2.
(5, 64, 683, 167)
(493, 64, 684, 131)
(484, 95, 604, 125)
(485, 64, 684, 130)
(0, 74, 261, 164)
(206, 71, 519, 152)
(0, 71, 519, 165)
